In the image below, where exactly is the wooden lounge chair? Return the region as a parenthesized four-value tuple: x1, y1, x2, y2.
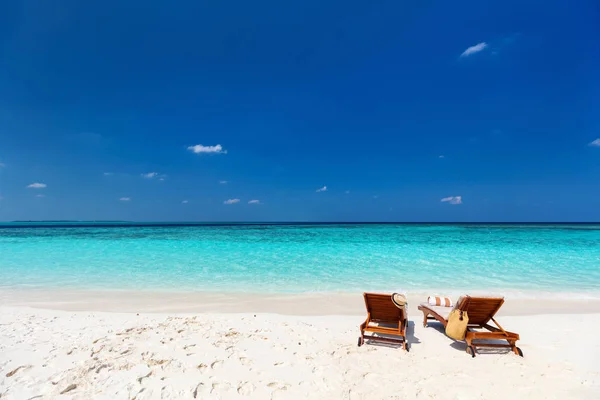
(358, 292, 409, 351)
(418, 295, 522, 357)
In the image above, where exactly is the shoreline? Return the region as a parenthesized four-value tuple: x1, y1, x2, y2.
(3, 288, 600, 316)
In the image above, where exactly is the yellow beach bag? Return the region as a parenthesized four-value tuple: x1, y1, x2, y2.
(445, 309, 469, 340)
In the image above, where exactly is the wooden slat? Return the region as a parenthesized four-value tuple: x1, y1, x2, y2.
(460, 297, 504, 325)
(363, 334, 404, 344)
(467, 331, 519, 340)
(364, 325, 400, 335)
(363, 293, 405, 322)
(471, 343, 513, 348)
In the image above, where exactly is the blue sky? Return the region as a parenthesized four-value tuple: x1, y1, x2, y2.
(0, 0, 599, 222)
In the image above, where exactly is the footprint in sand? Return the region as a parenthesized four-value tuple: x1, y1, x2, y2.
(239, 357, 252, 366)
(5, 365, 32, 377)
(267, 382, 290, 390)
(197, 363, 208, 371)
(192, 382, 208, 398)
(211, 381, 232, 392)
(147, 359, 170, 367)
(237, 381, 255, 395)
(362, 372, 380, 384)
(137, 370, 153, 384)
(94, 364, 110, 374)
(90, 345, 105, 357)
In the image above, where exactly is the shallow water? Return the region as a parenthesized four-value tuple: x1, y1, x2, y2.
(1, 223, 599, 294)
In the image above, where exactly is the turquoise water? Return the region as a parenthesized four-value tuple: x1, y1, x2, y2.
(1, 224, 599, 295)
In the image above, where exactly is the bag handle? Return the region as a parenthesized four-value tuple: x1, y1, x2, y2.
(459, 296, 471, 321)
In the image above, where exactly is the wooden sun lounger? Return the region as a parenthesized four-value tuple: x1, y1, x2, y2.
(418, 296, 522, 357)
(358, 292, 409, 351)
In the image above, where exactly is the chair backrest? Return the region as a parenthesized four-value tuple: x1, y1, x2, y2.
(456, 296, 504, 326)
(363, 293, 405, 322)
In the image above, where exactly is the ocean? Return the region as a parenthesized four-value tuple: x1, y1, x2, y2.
(1, 223, 599, 296)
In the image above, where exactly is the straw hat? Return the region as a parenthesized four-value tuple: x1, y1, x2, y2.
(392, 293, 407, 308)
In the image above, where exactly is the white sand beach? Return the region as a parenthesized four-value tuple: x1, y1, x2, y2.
(1, 293, 599, 399)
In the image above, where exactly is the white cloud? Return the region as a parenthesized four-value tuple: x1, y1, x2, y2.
(104, 172, 134, 177)
(224, 198, 240, 205)
(219, 180, 228, 184)
(159, 178, 165, 181)
(182, 200, 189, 204)
(248, 200, 260, 204)
(27, 182, 47, 189)
(589, 138, 600, 147)
(120, 197, 131, 201)
(187, 144, 227, 154)
(141, 172, 158, 179)
(439, 155, 445, 159)
(441, 196, 463, 205)
(316, 186, 327, 192)
(35, 194, 45, 198)
(460, 42, 488, 57)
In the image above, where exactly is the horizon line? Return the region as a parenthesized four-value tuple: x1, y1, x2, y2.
(1, 221, 600, 229)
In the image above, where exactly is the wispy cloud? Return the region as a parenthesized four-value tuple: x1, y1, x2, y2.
(187, 144, 227, 154)
(439, 155, 445, 159)
(27, 182, 47, 189)
(589, 138, 600, 147)
(248, 200, 260, 204)
(119, 197, 131, 201)
(345, 190, 350, 194)
(141, 172, 158, 179)
(441, 196, 462, 205)
(182, 200, 189, 204)
(460, 42, 488, 57)
(224, 198, 240, 205)
(219, 180, 228, 184)
(0, 162, 5, 168)
(104, 172, 135, 178)
(35, 194, 45, 198)
(316, 186, 327, 192)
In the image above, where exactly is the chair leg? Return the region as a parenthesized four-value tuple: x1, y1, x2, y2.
(422, 311, 428, 327)
(402, 339, 410, 351)
(465, 337, 476, 358)
(358, 327, 365, 346)
(509, 340, 523, 356)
